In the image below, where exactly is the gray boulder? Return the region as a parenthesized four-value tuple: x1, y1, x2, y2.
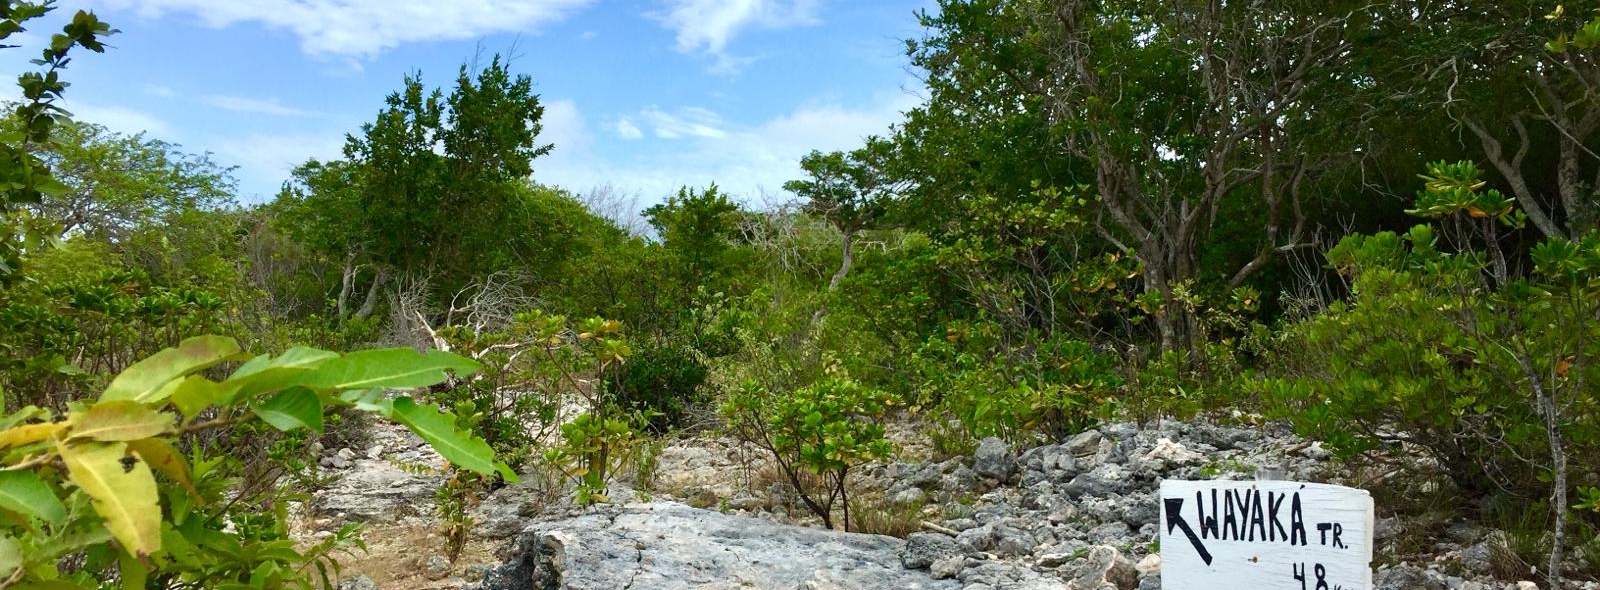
(973, 437, 1016, 481)
(336, 575, 378, 590)
(476, 501, 959, 590)
(1373, 565, 1447, 590)
(1063, 545, 1136, 590)
(901, 532, 961, 569)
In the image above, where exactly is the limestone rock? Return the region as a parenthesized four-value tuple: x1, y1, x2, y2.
(901, 532, 961, 569)
(477, 501, 958, 590)
(422, 554, 453, 581)
(973, 437, 1016, 481)
(1373, 565, 1446, 590)
(1137, 438, 1202, 472)
(929, 556, 964, 580)
(1064, 546, 1135, 590)
(336, 575, 378, 590)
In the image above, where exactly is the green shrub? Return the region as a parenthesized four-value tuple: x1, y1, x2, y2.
(605, 342, 708, 434)
(908, 322, 1119, 443)
(723, 374, 893, 531)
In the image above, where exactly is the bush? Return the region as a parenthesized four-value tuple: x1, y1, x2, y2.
(1257, 225, 1587, 498)
(605, 342, 708, 434)
(722, 373, 894, 531)
(908, 321, 1120, 443)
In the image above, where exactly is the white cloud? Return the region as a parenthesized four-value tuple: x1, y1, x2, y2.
(142, 84, 177, 98)
(539, 99, 587, 155)
(101, 0, 595, 59)
(654, 0, 821, 72)
(537, 88, 922, 206)
(62, 101, 174, 137)
(206, 132, 346, 201)
(614, 118, 643, 139)
(637, 106, 726, 139)
(201, 95, 321, 117)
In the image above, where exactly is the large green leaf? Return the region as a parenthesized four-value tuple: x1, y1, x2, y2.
(252, 387, 323, 434)
(0, 471, 65, 525)
(222, 347, 340, 404)
(169, 376, 225, 419)
(57, 441, 161, 557)
(303, 349, 479, 391)
(67, 401, 173, 442)
(101, 336, 243, 404)
(390, 397, 516, 482)
(231, 347, 338, 379)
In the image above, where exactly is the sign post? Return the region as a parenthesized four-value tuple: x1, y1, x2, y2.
(1159, 480, 1374, 590)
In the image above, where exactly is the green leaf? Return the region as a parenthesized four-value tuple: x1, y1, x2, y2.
(26, 522, 112, 568)
(222, 347, 340, 404)
(68, 401, 174, 442)
(101, 336, 243, 404)
(169, 376, 224, 419)
(119, 549, 149, 590)
(57, 441, 161, 558)
(252, 387, 323, 434)
(339, 389, 394, 416)
(0, 471, 66, 525)
(390, 397, 516, 482)
(303, 349, 479, 391)
(0, 406, 49, 431)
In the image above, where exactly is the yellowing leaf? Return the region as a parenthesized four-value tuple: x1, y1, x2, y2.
(102, 336, 243, 404)
(68, 401, 173, 442)
(127, 438, 195, 496)
(0, 422, 65, 450)
(58, 441, 161, 558)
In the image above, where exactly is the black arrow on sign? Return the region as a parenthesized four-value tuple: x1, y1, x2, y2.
(1164, 497, 1214, 565)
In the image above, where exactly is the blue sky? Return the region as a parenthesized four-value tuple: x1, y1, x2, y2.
(4, 0, 932, 208)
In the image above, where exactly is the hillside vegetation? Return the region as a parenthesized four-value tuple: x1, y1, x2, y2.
(2, 1, 1599, 588)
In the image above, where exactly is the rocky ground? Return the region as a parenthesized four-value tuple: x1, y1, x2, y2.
(296, 418, 1599, 590)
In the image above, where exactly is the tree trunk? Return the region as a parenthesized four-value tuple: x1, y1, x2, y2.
(1464, 117, 1567, 240)
(1517, 354, 1567, 588)
(337, 253, 358, 318)
(352, 267, 390, 321)
(829, 229, 855, 292)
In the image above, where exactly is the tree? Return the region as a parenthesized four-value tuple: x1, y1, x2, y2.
(0, 2, 115, 279)
(349, 56, 549, 283)
(783, 139, 899, 293)
(11, 119, 236, 243)
(905, 0, 1357, 353)
(273, 159, 385, 321)
(1361, 1, 1600, 241)
(276, 55, 555, 320)
(641, 185, 752, 337)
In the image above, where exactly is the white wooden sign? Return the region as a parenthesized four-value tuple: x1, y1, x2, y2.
(1159, 480, 1374, 590)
